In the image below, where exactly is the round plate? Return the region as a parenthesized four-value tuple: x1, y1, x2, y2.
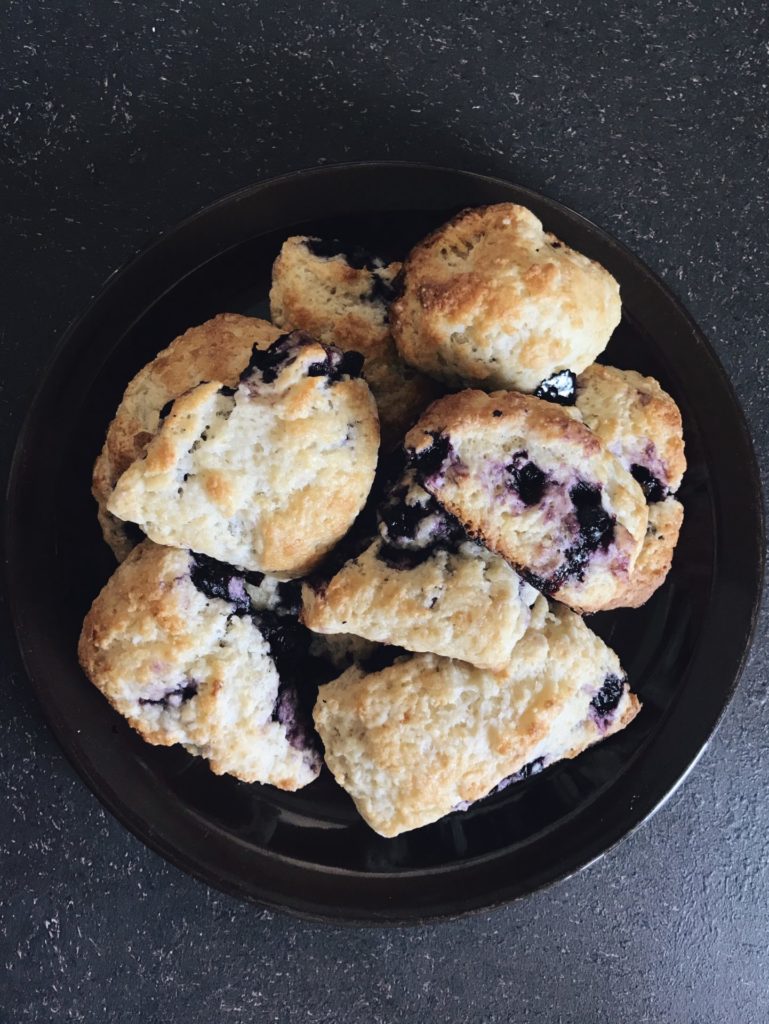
(6, 163, 763, 923)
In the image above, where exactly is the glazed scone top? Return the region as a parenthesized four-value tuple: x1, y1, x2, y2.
(575, 363, 686, 498)
(270, 235, 439, 445)
(391, 203, 621, 392)
(403, 389, 648, 613)
(107, 332, 380, 576)
(93, 313, 281, 560)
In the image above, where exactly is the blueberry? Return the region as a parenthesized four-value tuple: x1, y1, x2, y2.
(506, 451, 547, 505)
(139, 681, 198, 707)
(307, 348, 365, 381)
(377, 478, 466, 564)
(219, 384, 237, 397)
(406, 432, 454, 479)
(189, 552, 251, 612)
(252, 608, 311, 679)
(304, 237, 385, 272)
(560, 543, 592, 586)
(533, 369, 577, 405)
(570, 481, 615, 550)
(242, 332, 364, 385)
(548, 485, 615, 588)
(631, 463, 667, 503)
(271, 683, 313, 751)
(240, 333, 299, 383)
(492, 410, 503, 418)
(379, 488, 429, 541)
(590, 674, 625, 718)
(518, 483, 615, 595)
(519, 566, 558, 596)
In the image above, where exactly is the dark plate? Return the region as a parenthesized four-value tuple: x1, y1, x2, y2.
(6, 163, 763, 923)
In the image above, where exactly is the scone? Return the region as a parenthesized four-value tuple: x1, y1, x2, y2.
(93, 313, 282, 561)
(78, 540, 320, 789)
(403, 389, 648, 613)
(574, 364, 686, 607)
(270, 236, 439, 445)
(574, 364, 686, 498)
(391, 203, 621, 391)
(604, 496, 684, 609)
(314, 597, 641, 837)
(107, 332, 380, 576)
(302, 471, 538, 670)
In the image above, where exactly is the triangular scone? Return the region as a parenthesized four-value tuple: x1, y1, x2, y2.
(93, 313, 281, 561)
(314, 597, 641, 837)
(302, 473, 537, 670)
(107, 332, 380, 576)
(78, 540, 321, 789)
(573, 364, 686, 608)
(403, 389, 648, 614)
(270, 236, 440, 445)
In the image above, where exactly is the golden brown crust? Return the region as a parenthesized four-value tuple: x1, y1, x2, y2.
(270, 236, 440, 445)
(391, 203, 621, 391)
(404, 389, 648, 614)
(93, 313, 281, 560)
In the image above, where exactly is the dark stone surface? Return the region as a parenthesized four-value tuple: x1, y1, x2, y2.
(1, 1, 767, 1020)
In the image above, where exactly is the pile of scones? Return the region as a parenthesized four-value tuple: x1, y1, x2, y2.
(78, 203, 685, 838)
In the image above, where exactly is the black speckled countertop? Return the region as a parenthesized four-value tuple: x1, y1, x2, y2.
(2, 2, 768, 1021)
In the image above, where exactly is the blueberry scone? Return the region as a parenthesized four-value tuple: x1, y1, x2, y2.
(93, 313, 282, 561)
(107, 332, 380, 576)
(403, 389, 648, 614)
(302, 470, 538, 670)
(270, 236, 440, 445)
(314, 597, 641, 837)
(390, 203, 621, 392)
(78, 540, 321, 789)
(574, 364, 686, 608)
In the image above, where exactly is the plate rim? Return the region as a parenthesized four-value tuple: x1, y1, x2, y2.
(5, 160, 765, 924)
